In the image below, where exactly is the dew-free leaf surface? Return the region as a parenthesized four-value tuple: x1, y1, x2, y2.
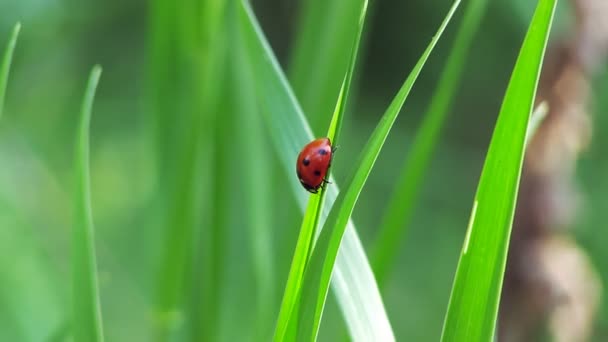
(72, 65, 104, 342)
(441, 0, 557, 340)
(237, 1, 393, 340)
(372, 0, 489, 285)
(293, 1, 462, 340)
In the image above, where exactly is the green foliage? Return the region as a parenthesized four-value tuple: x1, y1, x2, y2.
(293, 2, 461, 339)
(441, 0, 557, 340)
(372, 0, 489, 285)
(149, 0, 228, 340)
(72, 65, 104, 342)
(289, 0, 363, 134)
(237, 1, 394, 339)
(273, 0, 368, 339)
(2, 0, 601, 341)
(231, 3, 275, 338)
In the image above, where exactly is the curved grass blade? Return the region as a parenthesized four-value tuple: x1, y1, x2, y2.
(441, 0, 557, 340)
(0, 22, 20, 119)
(237, 1, 393, 340)
(73, 65, 104, 342)
(273, 0, 368, 339)
(295, 1, 462, 340)
(372, 0, 489, 285)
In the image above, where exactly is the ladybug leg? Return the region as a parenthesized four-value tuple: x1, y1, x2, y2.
(320, 178, 331, 192)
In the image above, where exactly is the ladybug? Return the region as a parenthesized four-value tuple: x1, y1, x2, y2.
(296, 137, 334, 194)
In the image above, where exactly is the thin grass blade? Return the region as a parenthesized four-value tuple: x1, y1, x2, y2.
(72, 65, 104, 342)
(0, 22, 20, 119)
(288, 0, 364, 134)
(294, 1, 461, 340)
(372, 0, 489, 285)
(441, 0, 557, 340)
(237, 1, 393, 340)
(275, 81, 349, 342)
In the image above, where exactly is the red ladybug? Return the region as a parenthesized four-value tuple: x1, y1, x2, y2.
(296, 137, 334, 194)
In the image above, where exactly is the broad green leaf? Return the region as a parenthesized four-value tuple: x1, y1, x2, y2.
(441, 0, 557, 340)
(72, 65, 104, 342)
(0, 22, 20, 119)
(294, 1, 462, 340)
(238, 1, 393, 340)
(372, 0, 489, 285)
(274, 0, 368, 339)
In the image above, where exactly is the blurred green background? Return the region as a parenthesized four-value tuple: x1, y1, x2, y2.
(0, 0, 607, 341)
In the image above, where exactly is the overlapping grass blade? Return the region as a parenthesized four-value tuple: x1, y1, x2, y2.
(294, 1, 461, 340)
(0, 22, 20, 119)
(273, 0, 368, 339)
(274, 82, 348, 342)
(72, 65, 104, 342)
(372, 0, 489, 285)
(441, 0, 557, 340)
(237, 1, 393, 340)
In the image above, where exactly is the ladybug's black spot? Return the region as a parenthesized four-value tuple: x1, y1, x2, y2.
(318, 148, 328, 155)
(314, 170, 322, 176)
(302, 158, 310, 166)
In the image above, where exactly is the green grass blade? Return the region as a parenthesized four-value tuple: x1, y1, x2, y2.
(273, 0, 368, 339)
(288, 0, 364, 134)
(72, 65, 104, 342)
(237, 1, 393, 340)
(441, 0, 557, 340)
(0, 22, 20, 119)
(274, 80, 348, 342)
(295, 1, 461, 340)
(149, 0, 227, 339)
(327, 0, 367, 147)
(372, 0, 489, 285)
(274, 195, 323, 341)
(196, 2, 228, 340)
(231, 8, 275, 338)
